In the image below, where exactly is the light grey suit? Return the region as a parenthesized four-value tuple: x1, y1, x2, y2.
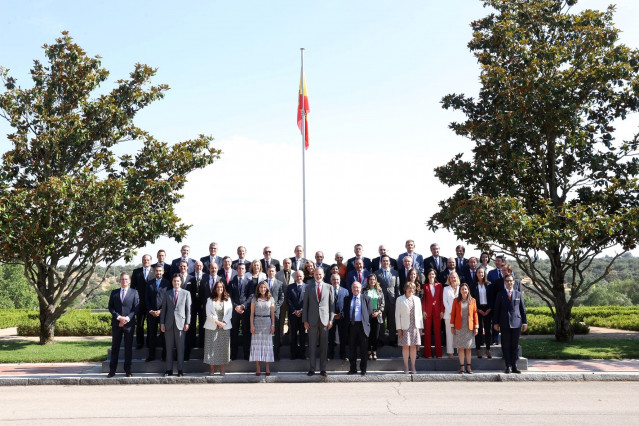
(375, 268, 401, 342)
(302, 281, 334, 372)
(161, 287, 192, 372)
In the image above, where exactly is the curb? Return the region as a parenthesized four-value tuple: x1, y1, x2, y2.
(2, 372, 639, 386)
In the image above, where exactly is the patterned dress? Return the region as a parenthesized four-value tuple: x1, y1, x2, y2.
(203, 301, 230, 365)
(398, 296, 421, 347)
(249, 297, 275, 362)
(454, 300, 475, 349)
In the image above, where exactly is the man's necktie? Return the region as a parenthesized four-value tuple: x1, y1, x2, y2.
(317, 284, 321, 300)
(120, 289, 125, 302)
(174, 290, 178, 304)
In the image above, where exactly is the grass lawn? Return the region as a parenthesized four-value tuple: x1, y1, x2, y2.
(520, 338, 639, 359)
(0, 340, 111, 363)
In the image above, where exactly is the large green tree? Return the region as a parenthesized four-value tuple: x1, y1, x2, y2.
(0, 32, 221, 344)
(428, 0, 639, 341)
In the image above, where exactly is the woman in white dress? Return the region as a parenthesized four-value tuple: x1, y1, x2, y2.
(443, 271, 460, 359)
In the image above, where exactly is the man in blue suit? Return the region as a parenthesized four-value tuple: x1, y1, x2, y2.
(344, 281, 372, 376)
(107, 272, 139, 377)
(328, 273, 349, 360)
(493, 274, 527, 374)
(346, 243, 372, 273)
(346, 258, 370, 294)
(170, 245, 196, 276)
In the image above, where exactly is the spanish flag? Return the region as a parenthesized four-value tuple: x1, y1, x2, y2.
(297, 69, 309, 149)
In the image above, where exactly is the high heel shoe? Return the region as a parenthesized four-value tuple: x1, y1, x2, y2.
(486, 350, 492, 359)
(465, 363, 473, 374)
(459, 365, 465, 374)
(372, 352, 377, 360)
(256, 372, 261, 376)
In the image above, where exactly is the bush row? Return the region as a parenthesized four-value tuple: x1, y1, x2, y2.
(523, 314, 589, 335)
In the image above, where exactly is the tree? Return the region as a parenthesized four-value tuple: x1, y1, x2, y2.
(0, 32, 221, 344)
(0, 263, 38, 309)
(428, 0, 639, 342)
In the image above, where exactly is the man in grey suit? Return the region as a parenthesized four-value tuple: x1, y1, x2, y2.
(161, 274, 192, 377)
(265, 265, 285, 360)
(375, 255, 401, 346)
(344, 281, 372, 375)
(303, 268, 334, 377)
(200, 242, 223, 271)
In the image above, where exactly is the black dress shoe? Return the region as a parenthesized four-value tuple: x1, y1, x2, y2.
(504, 367, 511, 374)
(347, 370, 357, 375)
(136, 345, 143, 350)
(125, 372, 133, 377)
(163, 370, 173, 377)
(307, 370, 315, 376)
(184, 356, 190, 361)
(342, 357, 349, 362)
(107, 372, 115, 378)
(145, 357, 154, 362)
(361, 372, 367, 376)
(320, 371, 327, 377)
(511, 366, 522, 374)
(177, 371, 184, 377)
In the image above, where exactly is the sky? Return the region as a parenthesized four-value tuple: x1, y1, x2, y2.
(1, 0, 639, 266)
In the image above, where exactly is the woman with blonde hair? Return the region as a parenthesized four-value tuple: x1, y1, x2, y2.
(443, 271, 460, 359)
(395, 282, 424, 374)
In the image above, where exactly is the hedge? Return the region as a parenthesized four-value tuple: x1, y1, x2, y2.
(13, 309, 112, 336)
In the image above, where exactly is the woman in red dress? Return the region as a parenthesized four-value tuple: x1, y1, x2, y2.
(422, 268, 444, 358)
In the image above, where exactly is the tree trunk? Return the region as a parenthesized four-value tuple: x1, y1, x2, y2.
(39, 304, 56, 345)
(553, 300, 574, 342)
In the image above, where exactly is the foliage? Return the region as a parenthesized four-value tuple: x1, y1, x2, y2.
(0, 308, 31, 328)
(519, 338, 639, 359)
(429, 0, 639, 342)
(524, 314, 589, 335)
(16, 309, 112, 336)
(0, 264, 38, 309)
(0, 339, 111, 363)
(0, 32, 221, 344)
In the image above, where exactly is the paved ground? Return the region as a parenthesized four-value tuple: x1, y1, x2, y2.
(2, 382, 639, 424)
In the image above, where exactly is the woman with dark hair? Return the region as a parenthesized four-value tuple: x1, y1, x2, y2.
(395, 282, 424, 374)
(329, 264, 345, 288)
(303, 260, 316, 284)
(363, 274, 385, 360)
(203, 280, 233, 375)
(406, 267, 422, 299)
(249, 281, 275, 376)
(450, 282, 479, 374)
(472, 267, 494, 359)
(422, 268, 444, 358)
(479, 252, 494, 273)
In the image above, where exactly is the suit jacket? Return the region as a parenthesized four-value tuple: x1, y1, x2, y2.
(455, 257, 469, 275)
(231, 258, 251, 271)
(200, 255, 223, 272)
(362, 287, 385, 323)
(421, 282, 444, 318)
(423, 255, 448, 283)
(471, 281, 495, 309)
(146, 277, 170, 312)
(186, 273, 208, 311)
(346, 269, 370, 292)
(330, 285, 349, 316)
(372, 256, 398, 272)
(202, 273, 221, 301)
(315, 263, 331, 282)
(346, 256, 372, 273)
(461, 267, 479, 286)
(286, 282, 306, 314)
(108, 288, 139, 328)
(302, 281, 334, 327)
(344, 293, 372, 337)
(397, 252, 424, 274)
(260, 258, 281, 273)
(441, 269, 457, 286)
(289, 257, 306, 271)
(161, 287, 192, 330)
(375, 268, 401, 306)
(275, 269, 295, 285)
(265, 278, 285, 318)
(395, 295, 424, 330)
(203, 299, 233, 330)
(450, 297, 479, 331)
(178, 273, 192, 290)
(170, 257, 196, 276)
(228, 275, 250, 310)
(151, 262, 171, 281)
(487, 268, 503, 284)
(218, 268, 237, 289)
(493, 277, 522, 296)
(493, 289, 527, 329)
(131, 266, 152, 308)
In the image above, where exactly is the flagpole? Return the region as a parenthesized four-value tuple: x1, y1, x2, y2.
(300, 47, 307, 255)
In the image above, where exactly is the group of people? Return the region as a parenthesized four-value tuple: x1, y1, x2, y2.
(107, 240, 527, 377)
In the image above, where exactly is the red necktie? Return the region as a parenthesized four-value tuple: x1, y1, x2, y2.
(226, 271, 230, 283)
(317, 284, 321, 300)
(509, 291, 512, 301)
(358, 273, 362, 283)
(174, 291, 178, 304)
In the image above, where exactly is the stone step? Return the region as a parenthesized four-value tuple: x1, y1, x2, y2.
(102, 355, 526, 374)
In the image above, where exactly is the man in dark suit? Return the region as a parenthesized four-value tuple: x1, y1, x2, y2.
(107, 272, 139, 377)
(328, 272, 349, 360)
(170, 245, 196, 276)
(185, 260, 207, 359)
(145, 264, 170, 362)
(398, 256, 424, 290)
(265, 265, 285, 360)
(461, 256, 479, 285)
(493, 263, 522, 295)
(441, 257, 458, 285)
(152, 249, 171, 281)
(487, 255, 506, 284)
(130, 254, 152, 349)
(375, 255, 401, 345)
(200, 242, 223, 272)
(290, 245, 306, 271)
(493, 274, 527, 374)
(372, 244, 398, 272)
(260, 246, 281, 273)
(423, 243, 447, 284)
(397, 240, 423, 274)
(228, 263, 250, 360)
(303, 268, 334, 377)
(346, 258, 370, 294)
(347, 243, 372, 273)
(161, 274, 192, 377)
(344, 281, 372, 376)
(314, 250, 331, 282)
(176, 260, 192, 289)
(231, 246, 251, 271)
(204, 262, 221, 301)
(455, 244, 469, 275)
(275, 257, 295, 341)
(218, 256, 237, 289)
(286, 270, 306, 359)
